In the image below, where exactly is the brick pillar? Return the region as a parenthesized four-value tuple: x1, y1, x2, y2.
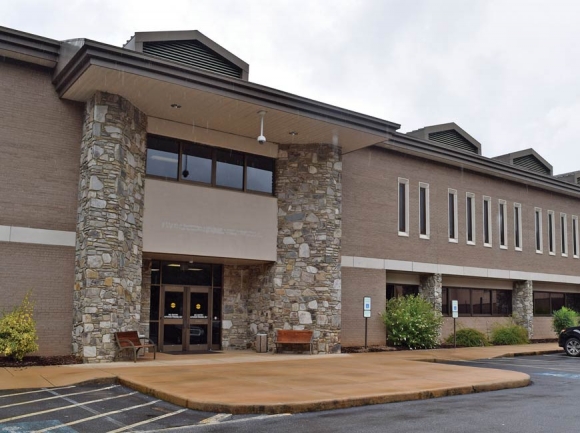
(72, 92, 147, 363)
(265, 143, 342, 354)
(513, 280, 533, 338)
(419, 274, 442, 312)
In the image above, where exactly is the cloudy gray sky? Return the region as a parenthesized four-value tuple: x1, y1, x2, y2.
(3, 0, 580, 174)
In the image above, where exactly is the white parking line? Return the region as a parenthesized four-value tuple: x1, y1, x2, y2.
(31, 400, 160, 433)
(0, 385, 119, 409)
(0, 386, 76, 399)
(106, 408, 188, 433)
(199, 414, 232, 424)
(151, 413, 293, 432)
(0, 392, 137, 424)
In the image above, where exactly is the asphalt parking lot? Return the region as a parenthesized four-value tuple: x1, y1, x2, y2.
(0, 383, 249, 432)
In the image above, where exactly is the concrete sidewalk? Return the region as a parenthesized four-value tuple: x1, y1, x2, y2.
(0, 343, 560, 414)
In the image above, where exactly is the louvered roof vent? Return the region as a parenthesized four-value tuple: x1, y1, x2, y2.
(124, 30, 249, 80)
(493, 149, 553, 176)
(554, 170, 580, 185)
(407, 122, 481, 155)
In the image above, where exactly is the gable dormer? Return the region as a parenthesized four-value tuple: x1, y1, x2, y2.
(493, 149, 553, 176)
(555, 171, 580, 185)
(406, 122, 481, 155)
(124, 30, 249, 80)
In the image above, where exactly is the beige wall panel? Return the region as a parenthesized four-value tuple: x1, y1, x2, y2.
(0, 60, 83, 232)
(343, 147, 580, 278)
(342, 267, 386, 347)
(143, 179, 277, 261)
(442, 276, 513, 290)
(0, 242, 74, 356)
(441, 317, 512, 341)
(533, 317, 557, 339)
(147, 117, 279, 158)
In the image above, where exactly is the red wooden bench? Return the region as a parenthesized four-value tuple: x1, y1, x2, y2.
(114, 331, 156, 362)
(274, 330, 313, 354)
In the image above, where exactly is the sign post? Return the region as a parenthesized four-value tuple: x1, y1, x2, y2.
(451, 300, 459, 348)
(363, 297, 371, 349)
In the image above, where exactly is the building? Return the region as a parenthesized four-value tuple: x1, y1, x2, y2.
(1, 26, 579, 362)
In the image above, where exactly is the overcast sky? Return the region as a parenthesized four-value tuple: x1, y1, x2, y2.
(3, 0, 580, 174)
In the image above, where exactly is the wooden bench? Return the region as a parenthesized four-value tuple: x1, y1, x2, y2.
(274, 330, 313, 354)
(114, 331, 156, 362)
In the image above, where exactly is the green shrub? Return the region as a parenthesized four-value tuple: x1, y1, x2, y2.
(490, 323, 529, 345)
(0, 291, 39, 361)
(445, 328, 489, 347)
(382, 295, 442, 349)
(552, 307, 578, 335)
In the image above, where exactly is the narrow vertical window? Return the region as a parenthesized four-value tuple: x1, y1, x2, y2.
(561, 213, 568, 257)
(514, 203, 522, 251)
(483, 196, 492, 247)
(398, 178, 409, 236)
(535, 208, 543, 253)
(448, 189, 458, 243)
(548, 210, 555, 255)
(419, 183, 430, 239)
(499, 199, 507, 249)
(466, 193, 476, 245)
(573, 216, 579, 258)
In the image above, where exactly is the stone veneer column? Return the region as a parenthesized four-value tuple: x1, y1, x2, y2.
(72, 92, 147, 363)
(419, 274, 442, 312)
(265, 143, 342, 354)
(513, 280, 533, 338)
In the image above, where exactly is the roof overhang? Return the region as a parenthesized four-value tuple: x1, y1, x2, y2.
(0, 26, 60, 68)
(54, 40, 400, 153)
(384, 132, 580, 199)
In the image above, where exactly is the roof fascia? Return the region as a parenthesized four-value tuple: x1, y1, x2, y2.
(54, 40, 400, 136)
(386, 132, 580, 198)
(0, 26, 60, 67)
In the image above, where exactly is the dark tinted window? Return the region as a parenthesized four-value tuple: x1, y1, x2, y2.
(247, 155, 274, 193)
(150, 286, 160, 320)
(386, 284, 419, 299)
(467, 197, 473, 242)
(551, 293, 565, 312)
(566, 293, 580, 312)
(472, 289, 491, 315)
(151, 260, 161, 285)
(448, 193, 455, 239)
(212, 265, 223, 288)
(515, 206, 521, 248)
(483, 200, 490, 244)
(447, 288, 471, 316)
(493, 290, 512, 315)
(181, 142, 212, 184)
(420, 187, 427, 235)
(534, 292, 550, 315)
(161, 263, 212, 286)
(398, 183, 406, 232)
(216, 149, 244, 189)
(147, 136, 179, 179)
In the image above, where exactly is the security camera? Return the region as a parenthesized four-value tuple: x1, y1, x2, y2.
(257, 135, 266, 144)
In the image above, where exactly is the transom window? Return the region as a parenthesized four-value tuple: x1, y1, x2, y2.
(146, 135, 275, 195)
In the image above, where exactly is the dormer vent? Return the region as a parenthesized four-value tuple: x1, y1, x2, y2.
(143, 40, 243, 79)
(493, 149, 553, 176)
(407, 122, 482, 155)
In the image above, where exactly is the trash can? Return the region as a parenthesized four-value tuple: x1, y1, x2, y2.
(256, 333, 268, 353)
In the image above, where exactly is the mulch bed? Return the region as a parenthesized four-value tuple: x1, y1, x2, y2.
(0, 355, 83, 368)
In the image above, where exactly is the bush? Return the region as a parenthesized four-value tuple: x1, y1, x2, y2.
(382, 295, 443, 349)
(490, 323, 529, 345)
(445, 328, 489, 347)
(0, 291, 39, 361)
(552, 307, 578, 335)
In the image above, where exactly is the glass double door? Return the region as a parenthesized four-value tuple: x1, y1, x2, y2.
(161, 285, 217, 352)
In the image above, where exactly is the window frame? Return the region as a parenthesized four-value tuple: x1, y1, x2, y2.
(145, 134, 275, 196)
(573, 215, 579, 259)
(419, 182, 430, 239)
(535, 207, 543, 254)
(466, 192, 476, 245)
(514, 203, 523, 251)
(442, 287, 512, 317)
(448, 188, 458, 243)
(548, 210, 556, 255)
(483, 196, 492, 247)
(498, 199, 507, 249)
(561, 213, 568, 257)
(398, 178, 410, 237)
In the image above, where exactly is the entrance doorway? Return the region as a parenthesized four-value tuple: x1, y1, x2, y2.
(148, 261, 222, 352)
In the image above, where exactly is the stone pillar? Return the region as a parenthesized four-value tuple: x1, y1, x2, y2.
(72, 92, 147, 362)
(513, 280, 533, 338)
(265, 143, 342, 354)
(419, 274, 442, 312)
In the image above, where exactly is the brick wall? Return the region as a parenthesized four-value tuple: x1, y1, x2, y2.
(341, 267, 386, 347)
(0, 242, 75, 355)
(0, 59, 83, 232)
(343, 146, 580, 277)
